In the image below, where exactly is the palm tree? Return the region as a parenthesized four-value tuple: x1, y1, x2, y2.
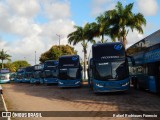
(105, 2, 146, 48)
(0, 49, 11, 69)
(67, 23, 95, 80)
(95, 14, 111, 43)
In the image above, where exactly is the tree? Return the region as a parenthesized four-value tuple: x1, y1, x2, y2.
(0, 49, 11, 69)
(105, 2, 146, 48)
(68, 23, 95, 80)
(4, 62, 17, 72)
(39, 45, 77, 63)
(12, 60, 30, 71)
(94, 14, 111, 43)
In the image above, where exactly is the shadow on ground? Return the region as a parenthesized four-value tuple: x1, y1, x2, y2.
(3, 82, 160, 112)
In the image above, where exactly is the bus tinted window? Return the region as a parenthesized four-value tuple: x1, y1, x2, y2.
(59, 68, 80, 80)
(59, 56, 79, 67)
(94, 61, 127, 80)
(92, 43, 125, 59)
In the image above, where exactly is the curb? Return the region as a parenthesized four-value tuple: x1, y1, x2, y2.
(0, 85, 2, 94)
(0, 85, 11, 120)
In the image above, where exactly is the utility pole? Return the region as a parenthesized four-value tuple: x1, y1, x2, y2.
(56, 34, 63, 50)
(56, 34, 63, 57)
(35, 51, 36, 65)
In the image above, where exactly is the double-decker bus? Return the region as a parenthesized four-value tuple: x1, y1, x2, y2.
(10, 72, 16, 81)
(14, 67, 25, 83)
(22, 66, 34, 83)
(126, 30, 160, 93)
(43, 60, 58, 84)
(88, 42, 130, 93)
(0, 68, 10, 83)
(30, 64, 44, 84)
(58, 55, 82, 87)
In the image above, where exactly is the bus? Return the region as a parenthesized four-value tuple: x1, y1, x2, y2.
(58, 55, 82, 87)
(14, 67, 25, 83)
(0, 68, 10, 83)
(88, 42, 130, 93)
(126, 30, 160, 93)
(43, 60, 58, 84)
(30, 64, 44, 84)
(22, 66, 34, 83)
(10, 72, 16, 81)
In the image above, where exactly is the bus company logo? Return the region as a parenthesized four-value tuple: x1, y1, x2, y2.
(101, 56, 120, 59)
(114, 44, 123, 50)
(72, 57, 78, 61)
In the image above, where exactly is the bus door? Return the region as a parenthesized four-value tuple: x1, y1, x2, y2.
(88, 59, 93, 87)
(147, 62, 158, 93)
(156, 61, 160, 93)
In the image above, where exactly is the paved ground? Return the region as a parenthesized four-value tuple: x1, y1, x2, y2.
(1, 83, 160, 120)
(0, 85, 8, 120)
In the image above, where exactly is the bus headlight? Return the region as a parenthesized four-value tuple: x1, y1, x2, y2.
(96, 83, 104, 88)
(75, 81, 80, 84)
(122, 82, 129, 87)
(59, 82, 63, 85)
(44, 79, 47, 82)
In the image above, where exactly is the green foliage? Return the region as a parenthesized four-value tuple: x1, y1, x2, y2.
(104, 2, 146, 47)
(67, 23, 96, 80)
(0, 49, 11, 68)
(39, 45, 77, 63)
(3, 62, 16, 72)
(0, 60, 30, 72)
(12, 60, 30, 71)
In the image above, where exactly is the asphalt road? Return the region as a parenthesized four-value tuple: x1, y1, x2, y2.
(1, 83, 160, 120)
(0, 85, 8, 120)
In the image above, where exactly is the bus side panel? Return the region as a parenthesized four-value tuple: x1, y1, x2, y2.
(136, 74, 149, 90)
(148, 76, 157, 93)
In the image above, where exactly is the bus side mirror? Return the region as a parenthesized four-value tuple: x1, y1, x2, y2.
(80, 66, 83, 71)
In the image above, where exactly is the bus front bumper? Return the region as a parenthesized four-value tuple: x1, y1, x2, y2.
(14, 79, 23, 83)
(30, 79, 40, 84)
(0, 79, 10, 84)
(44, 78, 58, 84)
(22, 78, 30, 83)
(93, 78, 130, 93)
(58, 79, 82, 87)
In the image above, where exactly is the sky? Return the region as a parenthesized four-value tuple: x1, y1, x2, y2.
(0, 0, 160, 65)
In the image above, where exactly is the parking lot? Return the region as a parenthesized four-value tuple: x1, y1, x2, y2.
(1, 83, 160, 120)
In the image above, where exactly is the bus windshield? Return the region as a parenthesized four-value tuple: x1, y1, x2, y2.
(17, 74, 23, 79)
(45, 70, 57, 78)
(59, 68, 80, 80)
(24, 73, 33, 79)
(94, 61, 128, 80)
(34, 71, 41, 78)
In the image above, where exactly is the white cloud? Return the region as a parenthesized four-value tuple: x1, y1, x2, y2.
(7, 0, 40, 18)
(137, 0, 159, 16)
(91, 0, 116, 17)
(126, 30, 144, 48)
(0, 0, 75, 65)
(40, 0, 71, 20)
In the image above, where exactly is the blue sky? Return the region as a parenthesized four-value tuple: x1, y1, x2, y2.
(0, 0, 159, 65)
(69, 0, 160, 33)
